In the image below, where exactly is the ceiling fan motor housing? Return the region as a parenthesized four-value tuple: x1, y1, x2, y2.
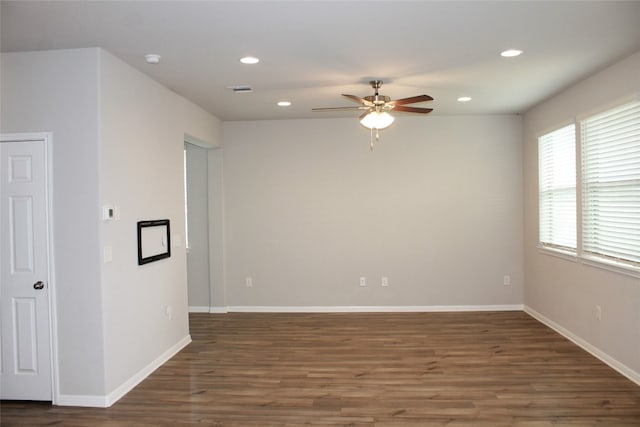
(364, 95, 391, 105)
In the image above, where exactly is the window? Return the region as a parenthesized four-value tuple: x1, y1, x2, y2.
(538, 124, 576, 251)
(581, 100, 640, 267)
(538, 98, 640, 274)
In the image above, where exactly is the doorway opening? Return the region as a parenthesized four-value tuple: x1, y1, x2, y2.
(184, 142, 211, 312)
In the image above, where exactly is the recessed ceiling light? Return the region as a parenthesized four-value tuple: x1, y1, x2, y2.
(277, 101, 291, 107)
(500, 49, 523, 58)
(144, 54, 161, 64)
(457, 96, 472, 102)
(240, 56, 260, 64)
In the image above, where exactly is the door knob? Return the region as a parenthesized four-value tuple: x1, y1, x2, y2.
(33, 281, 45, 290)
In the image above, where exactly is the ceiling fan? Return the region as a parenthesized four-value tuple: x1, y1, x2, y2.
(313, 80, 433, 149)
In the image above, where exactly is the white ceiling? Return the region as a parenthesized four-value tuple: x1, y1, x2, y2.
(2, 1, 640, 122)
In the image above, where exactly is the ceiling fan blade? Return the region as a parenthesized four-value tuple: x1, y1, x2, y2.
(359, 110, 373, 120)
(391, 94, 433, 106)
(342, 94, 375, 107)
(312, 106, 367, 112)
(392, 105, 434, 114)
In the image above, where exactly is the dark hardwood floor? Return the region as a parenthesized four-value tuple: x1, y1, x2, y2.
(2, 311, 640, 426)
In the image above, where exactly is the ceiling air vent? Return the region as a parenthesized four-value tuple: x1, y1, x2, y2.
(228, 85, 253, 93)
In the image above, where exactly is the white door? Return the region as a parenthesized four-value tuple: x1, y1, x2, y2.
(0, 135, 52, 400)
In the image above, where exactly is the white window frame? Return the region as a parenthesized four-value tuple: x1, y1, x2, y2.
(538, 123, 577, 253)
(538, 95, 640, 278)
(580, 98, 640, 273)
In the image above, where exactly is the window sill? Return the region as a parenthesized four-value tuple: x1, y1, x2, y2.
(581, 255, 640, 279)
(537, 245, 578, 262)
(537, 245, 640, 279)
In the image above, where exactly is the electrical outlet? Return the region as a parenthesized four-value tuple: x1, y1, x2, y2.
(359, 277, 366, 287)
(503, 275, 511, 286)
(245, 277, 253, 287)
(381, 277, 389, 287)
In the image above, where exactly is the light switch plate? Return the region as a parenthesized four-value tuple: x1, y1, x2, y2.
(103, 205, 114, 221)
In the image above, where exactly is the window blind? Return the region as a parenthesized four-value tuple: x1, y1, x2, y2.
(581, 100, 640, 266)
(538, 124, 576, 250)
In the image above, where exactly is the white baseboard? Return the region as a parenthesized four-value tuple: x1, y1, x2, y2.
(524, 305, 640, 386)
(225, 304, 524, 313)
(104, 334, 192, 407)
(56, 334, 192, 407)
(190, 306, 228, 313)
(56, 394, 109, 408)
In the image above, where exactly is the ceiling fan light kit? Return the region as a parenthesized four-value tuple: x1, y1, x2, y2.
(313, 80, 433, 150)
(360, 111, 394, 130)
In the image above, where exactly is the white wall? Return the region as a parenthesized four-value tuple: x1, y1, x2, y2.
(1, 49, 106, 397)
(523, 50, 640, 381)
(1, 48, 222, 404)
(98, 50, 220, 400)
(179, 96, 222, 149)
(222, 115, 523, 308)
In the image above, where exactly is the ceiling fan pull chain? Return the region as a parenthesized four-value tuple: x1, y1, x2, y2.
(370, 127, 374, 150)
(369, 127, 381, 151)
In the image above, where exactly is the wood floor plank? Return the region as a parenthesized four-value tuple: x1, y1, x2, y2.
(2, 311, 640, 426)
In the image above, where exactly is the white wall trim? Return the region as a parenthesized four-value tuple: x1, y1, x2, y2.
(57, 334, 192, 407)
(189, 306, 228, 313)
(56, 394, 109, 408)
(524, 305, 640, 386)
(224, 305, 524, 313)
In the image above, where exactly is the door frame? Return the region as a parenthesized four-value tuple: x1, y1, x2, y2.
(1, 132, 58, 403)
